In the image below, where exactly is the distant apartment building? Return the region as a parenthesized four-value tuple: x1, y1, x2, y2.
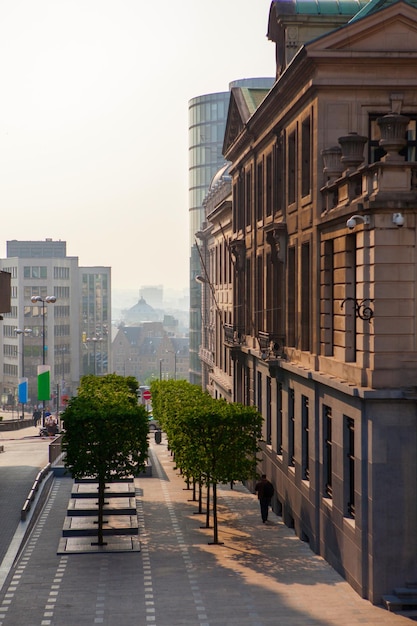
(0, 239, 110, 409)
(112, 322, 189, 383)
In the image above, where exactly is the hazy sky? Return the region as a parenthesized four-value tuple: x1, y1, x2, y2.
(0, 0, 274, 293)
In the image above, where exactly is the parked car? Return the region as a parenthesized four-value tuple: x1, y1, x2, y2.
(147, 414, 160, 431)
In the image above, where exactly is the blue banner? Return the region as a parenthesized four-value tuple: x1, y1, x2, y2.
(18, 378, 28, 404)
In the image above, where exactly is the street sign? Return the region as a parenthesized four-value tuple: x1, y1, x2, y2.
(143, 390, 151, 401)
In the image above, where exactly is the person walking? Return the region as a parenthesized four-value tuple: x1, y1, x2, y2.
(32, 409, 41, 427)
(255, 474, 274, 523)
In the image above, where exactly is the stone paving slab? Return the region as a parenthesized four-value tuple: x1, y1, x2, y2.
(67, 496, 136, 515)
(71, 481, 135, 498)
(57, 534, 141, 554)
(62, 514, 138, 536)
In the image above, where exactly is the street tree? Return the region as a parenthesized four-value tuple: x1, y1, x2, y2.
(62, 374, 149, 546)
(151, 380, 262, 544)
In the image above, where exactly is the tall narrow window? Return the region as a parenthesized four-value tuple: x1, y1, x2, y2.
(257, 371, 262, 412)
(301, 241, 311, 351)
(233, 182, 239, 232)
(274, 136, 283, 215)
(245, 258, 251, 335)
(245, 170, 252, 228)
(256, 161, 263, 221)
(276, 382, 283, 455)
(288, 388, 295, 467)
(322, 239, 334, 356)
(287, 246, 296, 346)
(302, 395, 310, 480)
(256, 255, 263, 332)
(346, 417, 355, 518)
(301, 117, 311, 197)
(266, 252, 273, 331)
(324, 405, 333, 498)
(266, 377, 271, 445)
(288, 131, 296, 205)
(345, 234, 357, 361)
(266, 153, 273, 217)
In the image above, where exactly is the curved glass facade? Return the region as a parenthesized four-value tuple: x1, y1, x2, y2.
(188, 92, 230, 248)
(188, 91, 230, 385)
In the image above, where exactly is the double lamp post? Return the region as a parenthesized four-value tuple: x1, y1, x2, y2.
(30, 295, 56, 421)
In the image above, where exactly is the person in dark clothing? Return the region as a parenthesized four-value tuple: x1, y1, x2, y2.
(32, 409, 41, 427)
(255, 474, 274, 523)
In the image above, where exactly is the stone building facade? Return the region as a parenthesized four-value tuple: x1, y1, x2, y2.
(202, 0, 417, 606)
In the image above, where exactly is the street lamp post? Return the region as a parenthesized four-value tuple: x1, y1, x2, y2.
(15, 327, 32, 418)
(31, 295, 56, 422)
(165, 350, 178, 380)
(55, 345, 67, 421)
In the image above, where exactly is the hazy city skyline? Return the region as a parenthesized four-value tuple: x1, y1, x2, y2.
(0, 0, 274, 292)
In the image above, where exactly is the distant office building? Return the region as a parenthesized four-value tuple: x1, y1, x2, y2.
(80, 267, 111, 377)
(188, 78, 274, 386)
(0, 239, 110, 410)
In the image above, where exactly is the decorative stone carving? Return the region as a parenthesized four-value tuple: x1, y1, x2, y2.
(338, 132, 367, 172)
(229, 239, 245, 272)
(377, 113, 410, 162)
(321, 146, 343, 182)
(265, 223, 287, 263)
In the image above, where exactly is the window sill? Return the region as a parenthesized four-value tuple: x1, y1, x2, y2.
(343, 516, 355, 531)
(322, 496, 333, 510)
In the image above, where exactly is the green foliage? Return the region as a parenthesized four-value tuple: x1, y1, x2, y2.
(62, 374, 149, 481)
(150, 380, 262, 543)
(61, 374, 149, 545)
(151, 380, 261, 485)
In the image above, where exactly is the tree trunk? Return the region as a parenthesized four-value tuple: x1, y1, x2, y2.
(197, 480, 203, 513)
(96, 477, 107, 546)
(209, 482, 223, 545)
(212, 482, 218, 544)
(204, 480, 211, 528)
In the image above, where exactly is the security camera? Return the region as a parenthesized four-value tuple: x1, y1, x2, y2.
(392, 213, 404, 227)
(346, 215, 370, 230)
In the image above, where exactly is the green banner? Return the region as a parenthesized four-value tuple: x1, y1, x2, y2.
(37, 365, 51, 401)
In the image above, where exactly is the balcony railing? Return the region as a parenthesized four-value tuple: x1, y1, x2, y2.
(224, 324, 245, 346)
(199, 347, 214, 367)
(257, 331, 285, 359)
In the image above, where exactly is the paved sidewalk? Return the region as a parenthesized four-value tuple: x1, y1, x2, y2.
(0, 424, 49, 567)
(0, 433, 413, 625)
